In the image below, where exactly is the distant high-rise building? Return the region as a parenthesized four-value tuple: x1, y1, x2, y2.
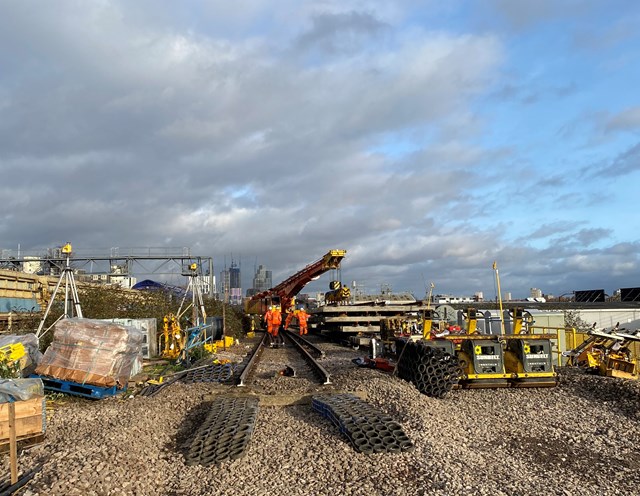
(219, 269, 230, 300)
(253, 265, 272, 292)
(530, 288, 543, 299)
(220, 261, 242, 305)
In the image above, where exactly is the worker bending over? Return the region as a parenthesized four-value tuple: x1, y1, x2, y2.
(285, 307, 310, 336)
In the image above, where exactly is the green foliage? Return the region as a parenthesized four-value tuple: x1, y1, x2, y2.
(22, 284, 246, 352)
(186, 345, 211, 363)
(0, 358, 21, 379)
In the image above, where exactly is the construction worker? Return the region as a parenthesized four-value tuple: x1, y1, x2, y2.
(284, 310, 293, 331)
(296, 307, 310, 336)
(264, 306, 273, 331)
(273, 305, 284, 346)
(264, 306, 275, 346)
(266, 305, 283, 347)
(285, 307, 310, 336)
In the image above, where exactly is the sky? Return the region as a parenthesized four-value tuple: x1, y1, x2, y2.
(1, 0, 639, 300)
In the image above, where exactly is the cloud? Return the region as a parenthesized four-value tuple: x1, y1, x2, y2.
(587, 142, 640, 178)
(604, 106, 640, 133)
(573, 16, 640, 52)
(527, 222, 583, 240)
(484, 0, 588, 30)
(0, 1, 638, 299)
(295, 11, 389, 56)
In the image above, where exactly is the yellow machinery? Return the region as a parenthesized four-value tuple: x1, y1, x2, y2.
(161, 313, 184, 360)
(325, 283, 351, 304)
(422, 282, 435, 339)
(420, 263, 558, 389)
(501, 307, 557, 387)
(431, 306, 557, 388)
(565, 327, 639, 380)
(161, 262, 213, 362)
(447, 308, 511, 388)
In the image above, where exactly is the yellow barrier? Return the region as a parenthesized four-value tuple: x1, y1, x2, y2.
(214, 336, 235, 348)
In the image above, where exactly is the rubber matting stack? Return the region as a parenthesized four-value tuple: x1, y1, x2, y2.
(396, 341, 461, 398)
(181, 363, 235, 384)
(185, 396, 259, 466)
(312, 393, 413, 454)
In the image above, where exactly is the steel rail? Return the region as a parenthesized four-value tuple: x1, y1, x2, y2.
(283, 329, 326, 358)
(237, 332, 268, 387)
(284, 332, 332, 385)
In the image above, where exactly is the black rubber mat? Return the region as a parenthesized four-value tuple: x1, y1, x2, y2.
(312, 393, 413, 454)
(185, 396, 259, 466)
(181, 363, 235, 384)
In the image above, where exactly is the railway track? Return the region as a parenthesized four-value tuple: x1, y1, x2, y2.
(237, 330, 332, 391)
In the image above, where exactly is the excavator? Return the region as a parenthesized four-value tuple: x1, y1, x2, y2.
(245, 250, 347, 317)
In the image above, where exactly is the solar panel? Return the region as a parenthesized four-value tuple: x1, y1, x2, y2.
(574, 289, 605, 303)
(620, 287, 640, 302)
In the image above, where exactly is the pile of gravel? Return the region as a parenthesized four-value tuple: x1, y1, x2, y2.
(13, 338, 640, 496)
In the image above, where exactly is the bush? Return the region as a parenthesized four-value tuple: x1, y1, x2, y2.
(16, 284, 245, 352)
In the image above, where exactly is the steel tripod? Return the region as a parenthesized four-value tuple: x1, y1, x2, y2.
(36, 252, 83, 339)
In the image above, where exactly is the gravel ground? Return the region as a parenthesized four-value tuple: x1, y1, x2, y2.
(13, 336, 640, 496)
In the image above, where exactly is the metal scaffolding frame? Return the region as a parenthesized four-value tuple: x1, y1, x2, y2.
(0, 250, 215, 297)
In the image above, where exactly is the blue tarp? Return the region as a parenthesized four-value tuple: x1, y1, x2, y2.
(132, 279, 187, 298)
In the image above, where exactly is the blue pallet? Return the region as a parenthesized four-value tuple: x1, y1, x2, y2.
(29, 375, 125, 400)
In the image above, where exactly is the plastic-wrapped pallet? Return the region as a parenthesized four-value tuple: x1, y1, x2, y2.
(35, 318, 143, 388)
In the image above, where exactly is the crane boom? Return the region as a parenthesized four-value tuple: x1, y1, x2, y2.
(247, 250, 346, 314)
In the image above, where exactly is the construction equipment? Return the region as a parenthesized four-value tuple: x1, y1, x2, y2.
(422, 282, 435, 339)
(35, 242, 83, 340)
(178, 263, 207, 327)
(502, 307, 556, 387)
(423, 263, 557, 388)
(564, 324, 640, 380)
(246, 250, 347, 316)
(161, 262, 213, 362)
(161, 313, 183, 360)
(325, 283, 351, 304)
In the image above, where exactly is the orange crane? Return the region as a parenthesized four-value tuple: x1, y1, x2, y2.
(246, 250, 346, 316)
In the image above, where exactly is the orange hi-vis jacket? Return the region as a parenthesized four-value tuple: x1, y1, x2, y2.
(267, 308, 282, 335)
(285, 309, 309, 334)
(297, 310, 309, 327)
